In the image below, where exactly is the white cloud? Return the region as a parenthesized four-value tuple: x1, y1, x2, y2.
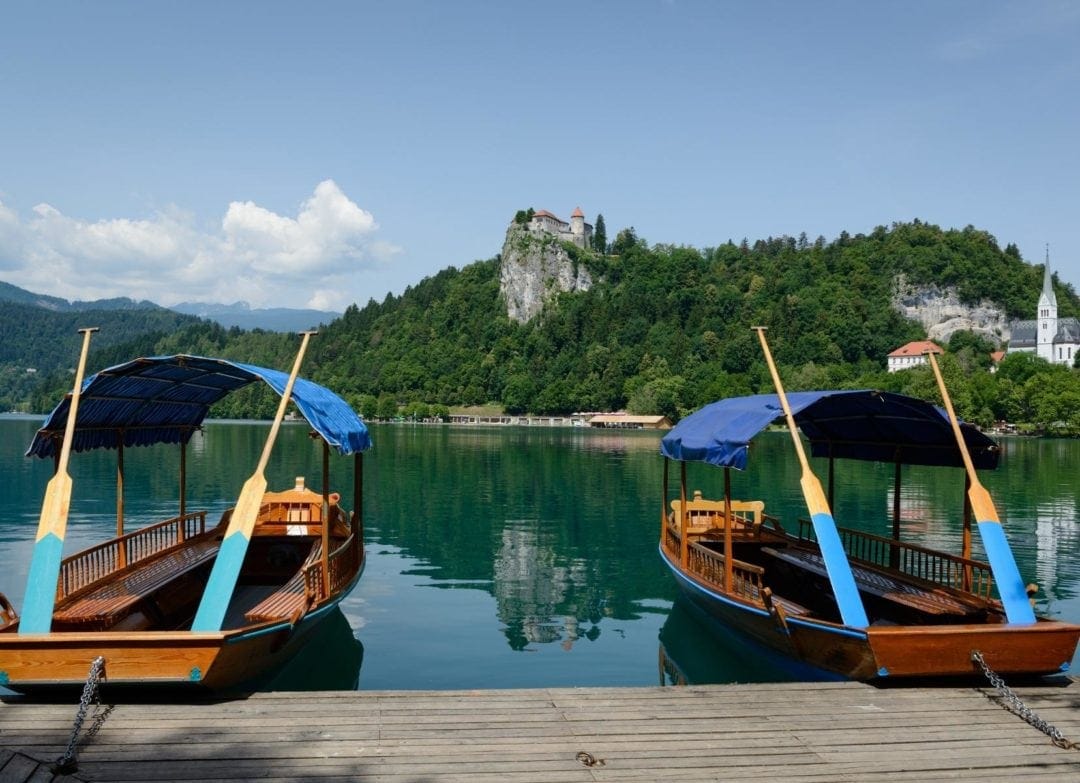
(0, 180, 398, 310)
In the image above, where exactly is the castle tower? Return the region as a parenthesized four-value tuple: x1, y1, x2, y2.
(570, 206, 586, 246)
(1036, 247, 1058, 362)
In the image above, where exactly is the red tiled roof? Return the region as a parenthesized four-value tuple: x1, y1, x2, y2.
(888, 340, 942, 358)
(571, 206, 584, 218)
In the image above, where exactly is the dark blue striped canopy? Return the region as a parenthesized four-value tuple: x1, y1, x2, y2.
(27, 355, 371, 459)
(660, 390, 999, 471)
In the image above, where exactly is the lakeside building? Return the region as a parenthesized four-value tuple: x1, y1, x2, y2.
(886, 340, 942, 373)
(1008, 253, 1080, 366)
(588, 413, 672, 430)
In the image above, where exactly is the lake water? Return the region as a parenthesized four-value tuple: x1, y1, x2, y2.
(1, 415, 1078, 690)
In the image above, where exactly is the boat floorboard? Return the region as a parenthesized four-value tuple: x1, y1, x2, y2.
(2, 680, 1079, 782)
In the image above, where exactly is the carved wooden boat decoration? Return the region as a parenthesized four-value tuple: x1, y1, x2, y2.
(659, 386, 1080, 681)
(0, 338, 372, 694)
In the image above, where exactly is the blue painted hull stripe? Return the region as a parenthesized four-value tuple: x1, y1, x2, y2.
(191, 532, 249, 632)
(977, 521, 1036, 625)
(658, 544, 868, 641)
(19, 534, 64, 634)
(810, 512, 870, 628)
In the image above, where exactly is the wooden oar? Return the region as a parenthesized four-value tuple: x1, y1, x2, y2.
(192, 331, 316, 632)
(20, 327, 98, 634)
(925, 351, 1035, 624)
(753, 327, 869, 628)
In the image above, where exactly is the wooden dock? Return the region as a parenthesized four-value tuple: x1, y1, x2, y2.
(2, 680, 1079, 782)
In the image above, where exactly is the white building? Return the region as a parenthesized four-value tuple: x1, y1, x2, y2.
(886, 340, 942, 372)
(1008, 253, 1080, 366)
(527, 207, 593, 249)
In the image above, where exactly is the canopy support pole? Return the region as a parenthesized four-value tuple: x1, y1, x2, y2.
(827, 452, 835, 510)
(962, 475, 973, 590)
(321, 440, 331, 597)
(178, 437, 187, 539)
(661, 460, 669, 545)
(679, 462, 688, 570)
(353, 452, 363, 564)
(723, 467, 733, 593)
(891, 457, 901, 568)
(116, 440, 126, 567)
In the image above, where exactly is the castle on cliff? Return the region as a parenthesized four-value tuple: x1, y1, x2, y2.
(1007, 252, 1080, 366)
(526, 207, 593, 249)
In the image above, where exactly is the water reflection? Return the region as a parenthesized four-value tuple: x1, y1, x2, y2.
(494, 520, 598, 650)
(658, 597, 809, 685)
(2, 416, 1079, 690)
(260, 609, 364, 691)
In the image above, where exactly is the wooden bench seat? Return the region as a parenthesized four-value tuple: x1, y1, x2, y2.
(762, 546, 983, 617)
(671, 497, 765, 533)
(53, 538, 220, 627)
(244, 541, 323, 624)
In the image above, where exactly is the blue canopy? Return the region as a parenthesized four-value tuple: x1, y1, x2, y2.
(660, 390, 999, 471)
(27, 355, 371, 459)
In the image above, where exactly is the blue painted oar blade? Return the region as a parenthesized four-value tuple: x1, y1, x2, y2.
(191, 532, 250, 631)
(19, 534, 64, 633)
(810, 512, 870, 628)
(977, 521, 1036, 625)
(801, 473, 868, 628)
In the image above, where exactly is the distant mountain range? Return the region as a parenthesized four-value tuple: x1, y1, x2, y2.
(171, 301, 340, 332)
(0, 281, 339, 332)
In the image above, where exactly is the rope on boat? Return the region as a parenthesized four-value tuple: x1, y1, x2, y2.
(53, 655, 115, 775)
(971, 650, 1077, 750)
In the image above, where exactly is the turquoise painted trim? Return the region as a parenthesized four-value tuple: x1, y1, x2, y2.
(0, 671, 8, 685)
(191, 532, 250, 631)
(189, 667, 202, 682)
(977, 521, 1036, 625)
(810, 512, 870, 628)
(19, 533, 64, 634)
(877, 667, 890, 677)
(658, 544, 869, 641)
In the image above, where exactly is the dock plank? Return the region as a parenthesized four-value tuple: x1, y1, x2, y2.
(2, 681, 1079, 782)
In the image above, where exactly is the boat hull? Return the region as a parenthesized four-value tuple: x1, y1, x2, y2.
(0, 601, 346, 695)
(0, 558, 362, 697)
(660, 545, 1079, 681)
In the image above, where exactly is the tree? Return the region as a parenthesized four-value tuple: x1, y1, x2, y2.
(592, 214, 607, 254)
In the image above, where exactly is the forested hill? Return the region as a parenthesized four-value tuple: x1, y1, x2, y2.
(304, 220, 1078, 428)
(10, 220, 1080, 431)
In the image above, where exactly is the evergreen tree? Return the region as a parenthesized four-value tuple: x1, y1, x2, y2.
(592, 214, 607, 254)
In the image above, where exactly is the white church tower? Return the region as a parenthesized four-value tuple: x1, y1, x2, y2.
(1036, 247, 1057, 362)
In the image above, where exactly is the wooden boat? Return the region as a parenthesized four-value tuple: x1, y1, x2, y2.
(658, 333, 1080, 681)
(0, 333, 372, 694)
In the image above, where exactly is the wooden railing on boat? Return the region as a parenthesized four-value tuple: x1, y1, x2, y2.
(247, 532, 362, 624)
(795, 519, 995, 600)
(57, 512, 209, 602)
(687, 541, 764, 601)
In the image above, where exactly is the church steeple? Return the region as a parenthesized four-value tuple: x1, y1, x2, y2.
(1037, 244, 1058, 361)
(1041, 245, 1057, 305)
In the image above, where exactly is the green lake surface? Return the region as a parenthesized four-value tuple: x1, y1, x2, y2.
(1, 415, 1078, 690)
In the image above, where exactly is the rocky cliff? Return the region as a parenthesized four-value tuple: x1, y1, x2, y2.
(890, 275, 1010, 345)
(499, 223, 592, 323)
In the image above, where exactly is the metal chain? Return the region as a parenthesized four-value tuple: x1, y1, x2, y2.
(54, 656, 113, 775)
(971, 650, 1077, 750)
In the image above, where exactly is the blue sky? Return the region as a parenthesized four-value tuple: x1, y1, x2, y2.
(0, 1, 1077, 312)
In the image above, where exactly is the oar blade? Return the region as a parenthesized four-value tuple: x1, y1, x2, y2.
(800, 473, 869, 629)
(191, 473, 268, 632)
(20, 472, 73, 632)
(969, 486, 1036, 625)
